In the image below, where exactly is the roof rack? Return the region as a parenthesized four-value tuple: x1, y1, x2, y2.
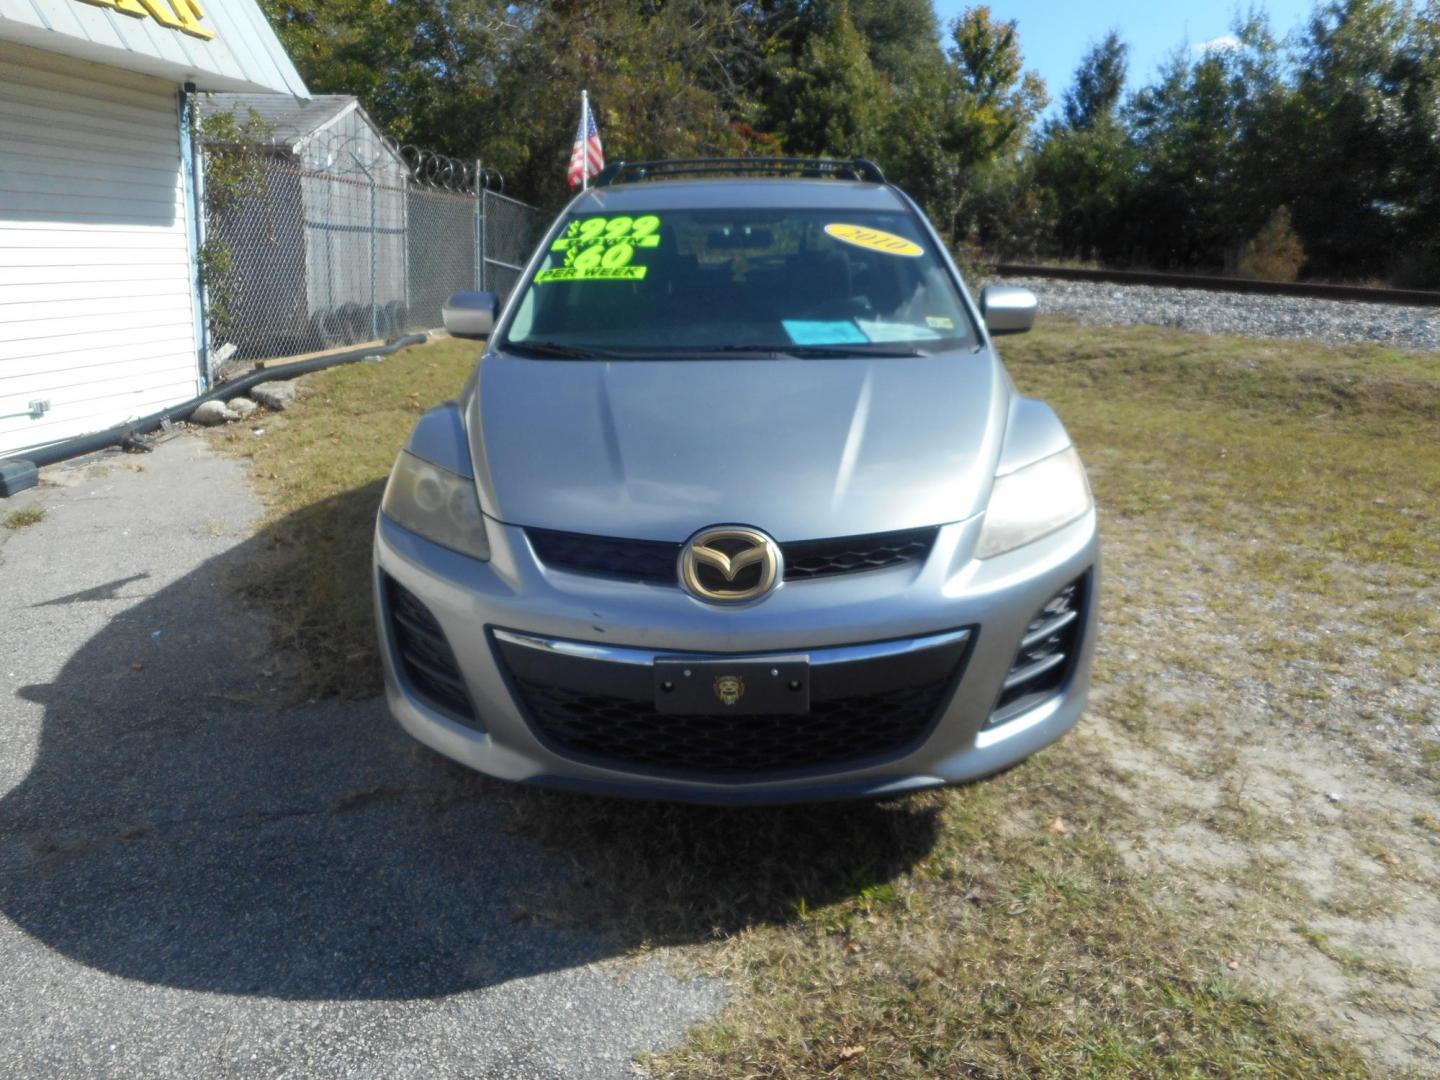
(591, 157, 887, 187)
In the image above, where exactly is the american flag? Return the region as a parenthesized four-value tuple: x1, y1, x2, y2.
(568, 94, 604, 189)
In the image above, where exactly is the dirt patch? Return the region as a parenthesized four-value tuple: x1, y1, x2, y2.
(1085, 518, 1440, 1074)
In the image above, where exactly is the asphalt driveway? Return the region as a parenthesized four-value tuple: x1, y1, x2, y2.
(0, 436, 724, 1079)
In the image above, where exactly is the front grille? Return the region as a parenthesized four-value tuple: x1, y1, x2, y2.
(525, 526, 937, 586)
(527, 528, 677, 585)
(782, 528, 936, 581)
(985, 576, 1087, 730)
(384, 576, 479, 725)
(495, 630, 970, 779)
(513, 679, 952, 776)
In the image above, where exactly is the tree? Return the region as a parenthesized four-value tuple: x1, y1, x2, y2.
(483, 1, 749, 206)
(1028, 30, 1134, 261)
(267, 0, 757, 208)
(846, 0, 947, 86)
(1116, 13, 1295, 272)
(778, 4, 891, 158)
(1284, 0, 1440, 280)
(1030, 120, 1133, 262)
(943, 7, 1048, 242)
(1062, 30, 1128, 130)
(946, 5, 1047, 166)
(260, 0, 519, 149)
(745, 0, 947, 93)
(747, 0, 950, 162)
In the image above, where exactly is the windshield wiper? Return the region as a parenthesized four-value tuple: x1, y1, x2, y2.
(682, 343, 936, 359)
(784, 344, 934, 358)
(501, 340, 631, 360)
(504, 340, 941, 361)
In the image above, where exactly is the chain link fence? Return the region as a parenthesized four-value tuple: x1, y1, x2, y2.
(199, 127, 545, 368)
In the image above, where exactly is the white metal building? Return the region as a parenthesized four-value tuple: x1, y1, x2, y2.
(0, 0, 307, 457)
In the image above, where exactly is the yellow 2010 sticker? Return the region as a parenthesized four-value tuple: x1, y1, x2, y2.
(824, 223, 924, 257)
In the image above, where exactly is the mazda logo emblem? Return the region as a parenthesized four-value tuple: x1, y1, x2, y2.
(678, 526, 781, 603)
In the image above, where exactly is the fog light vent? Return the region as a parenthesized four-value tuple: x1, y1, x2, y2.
(385, 575, 479, 726)
(985, 577, 1086, 729)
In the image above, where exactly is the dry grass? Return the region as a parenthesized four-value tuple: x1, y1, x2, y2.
(216, 321, 1440, 1077)
(501, 760, 1373, 1079)
(3, 507, 44, 530)
(1001, 323, 1440, 575)
(207, 338, 479, 699)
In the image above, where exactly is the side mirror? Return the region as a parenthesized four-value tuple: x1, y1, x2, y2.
(443, 291, 499, 339)
(980, 286, 1038, 336)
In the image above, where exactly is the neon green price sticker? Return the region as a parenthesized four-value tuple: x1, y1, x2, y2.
(553, 214, 662, 247)
(551, 234, 660, 252)
(536, 266, 649, 283)
(538, 214, 662, 283)
(545, 214, 662, 274)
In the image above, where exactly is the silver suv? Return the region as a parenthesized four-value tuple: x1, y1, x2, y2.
(373, 158, 1098, 803)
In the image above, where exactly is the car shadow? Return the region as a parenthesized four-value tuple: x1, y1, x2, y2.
(0, 483, 940, 1001)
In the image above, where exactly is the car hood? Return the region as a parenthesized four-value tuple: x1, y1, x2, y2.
(466, 351, 1009, 542)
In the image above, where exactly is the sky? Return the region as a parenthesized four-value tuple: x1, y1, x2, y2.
(932, 0, 1317, 112)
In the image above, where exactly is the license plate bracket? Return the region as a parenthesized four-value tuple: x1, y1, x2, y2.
(654, 657, 810, 715)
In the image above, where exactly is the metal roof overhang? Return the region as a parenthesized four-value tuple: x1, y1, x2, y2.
(0, 0, 308, 96)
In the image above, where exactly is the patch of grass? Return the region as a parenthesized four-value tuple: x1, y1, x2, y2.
(3, 507, 44, 529)
(1092, 680, 1156, 742)
(1421, 741, 1440, 789)
(1292, 924, 1415, 986)
(1001, 321, 1440, 577)
(1004, 319, 1440, 417)
(1324, 872, 1407, 922)
(574, 752, 1371, 1078)
(207, 338, 478, 699)
(1206, 781, 1280, 843)
(493, 750, 1371, 1077)
(1226, 855, 1314, 912)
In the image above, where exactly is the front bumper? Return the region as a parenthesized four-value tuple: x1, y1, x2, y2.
(373, 509, 1099, 804)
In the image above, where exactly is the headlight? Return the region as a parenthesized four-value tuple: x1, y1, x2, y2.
(381, 450, 490, 560)
(975, 446, 1092, 559)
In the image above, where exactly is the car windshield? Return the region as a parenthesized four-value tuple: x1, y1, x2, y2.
(499, 206, 977, 357)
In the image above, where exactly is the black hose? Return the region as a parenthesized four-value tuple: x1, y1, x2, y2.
(9, 334, 429, 473)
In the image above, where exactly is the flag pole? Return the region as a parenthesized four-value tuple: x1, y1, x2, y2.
(580, 90, 589, 191)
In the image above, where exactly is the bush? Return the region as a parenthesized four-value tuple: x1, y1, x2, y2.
(1237, 206, 1306, 283)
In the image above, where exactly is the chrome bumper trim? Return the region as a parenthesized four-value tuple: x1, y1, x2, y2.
(491, 626, 972, 668)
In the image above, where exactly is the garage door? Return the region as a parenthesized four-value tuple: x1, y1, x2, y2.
(0, 40, 201, 457)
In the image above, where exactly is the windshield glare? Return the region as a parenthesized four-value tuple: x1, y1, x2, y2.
(501, 207, 976, 356)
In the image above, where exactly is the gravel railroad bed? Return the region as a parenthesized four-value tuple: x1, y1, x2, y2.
(1006, 276, 1440, 353)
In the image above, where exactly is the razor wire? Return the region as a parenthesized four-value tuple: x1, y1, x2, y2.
(199, 127, 541, 366)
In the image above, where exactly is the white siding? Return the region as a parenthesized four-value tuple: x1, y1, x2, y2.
(0, 41, 200, 456)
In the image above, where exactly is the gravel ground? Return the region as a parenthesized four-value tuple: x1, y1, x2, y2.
(1006, 276, 1440, 352)
(0, 439, 725, 1079)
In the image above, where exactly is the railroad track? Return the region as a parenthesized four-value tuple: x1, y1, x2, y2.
(993, 263, 1440, 309)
